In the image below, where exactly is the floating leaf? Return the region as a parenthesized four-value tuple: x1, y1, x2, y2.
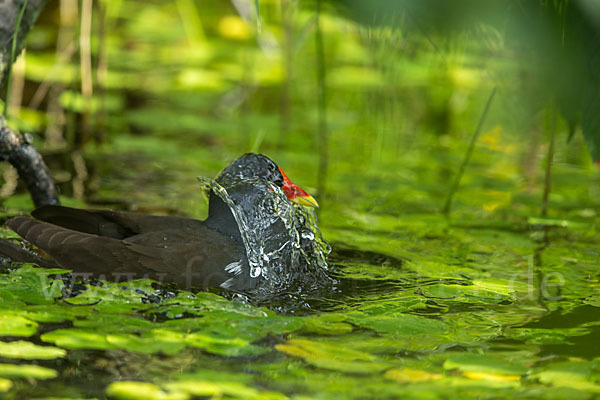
(165, 380, 288, 400)
(106, 331, 186, 356)
(0, 341, 66, 360)
(41, 329, 115, 351)
(163, 380, 221, 398)
(0, 289, 25, 307)
(185, 332, 268, 357)
(0, 378, 12, 392)
(276, 339, 388, 373)
(74, 314, 156, 333)
(0, 265, 66, 305)
(0, 313, 38, 337)
(0, 363, 58, 379)
(385, 368, 443, 383)
(471, 278, 530, 296)
(530, 361, 600, 392)
(300, 313, 353, 335)
(347, 312, 447, 336)
(106, 381, 188, 400)
(462, 371, 521, 382)
(444, 354, 528, 376)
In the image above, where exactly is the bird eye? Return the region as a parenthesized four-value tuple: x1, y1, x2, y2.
(272, 169, 285, 186)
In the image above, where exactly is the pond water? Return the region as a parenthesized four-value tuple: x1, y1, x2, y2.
(0, 133, 599, 400)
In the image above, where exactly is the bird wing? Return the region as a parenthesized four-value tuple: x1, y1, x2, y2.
(6, 217, 247, 290)
(8, 216, 162, 276)
(31, 205, 206, 239)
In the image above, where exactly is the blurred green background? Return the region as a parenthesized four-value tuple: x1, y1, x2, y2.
(1, 0, 599, 220)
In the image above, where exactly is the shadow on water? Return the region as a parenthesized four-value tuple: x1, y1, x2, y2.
(524, 305, 600, 359)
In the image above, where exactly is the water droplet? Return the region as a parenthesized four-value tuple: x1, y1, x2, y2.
(199, 174, 330, 293)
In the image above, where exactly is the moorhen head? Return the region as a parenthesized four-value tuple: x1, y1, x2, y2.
(1, 153, 331, 296)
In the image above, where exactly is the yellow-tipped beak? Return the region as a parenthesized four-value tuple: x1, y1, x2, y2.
(290, 193, 319, 208)
(278, 165, 319, 208)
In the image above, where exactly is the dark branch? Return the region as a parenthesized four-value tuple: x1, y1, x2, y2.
(0, 0, 58, 207)
(0, 118, 59, 206)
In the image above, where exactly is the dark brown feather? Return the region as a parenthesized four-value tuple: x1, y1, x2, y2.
(6, 211, 247, 290)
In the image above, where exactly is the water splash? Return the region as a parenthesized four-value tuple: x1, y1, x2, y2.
(198, 176, 331, 294)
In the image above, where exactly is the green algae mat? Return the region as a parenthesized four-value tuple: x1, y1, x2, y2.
(0, 195, 599, 399)
(1, 132, 600, 400)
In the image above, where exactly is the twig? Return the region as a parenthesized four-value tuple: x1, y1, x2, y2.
(0, 119, 59, 206)
(541, 107, 556, 217)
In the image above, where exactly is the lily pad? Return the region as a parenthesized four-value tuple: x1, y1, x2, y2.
(106, 381, 188, 400)
(0, 378, 12, 392)
(41, 329, 116, 350)
(0, 313, 38, 337)
(530, 361, 600, 392)
(300, 313, 353, 335)
(0, 363, 58, 379)
(0, 341, 66, 360)
(276, 338, 388, 373)
(443, 354, 528, 376)
(165, 380, 288, 400)
(385, 368, 443, 383)
(74, 314, 156, 333)
(185, 332, 268, 357)
(0, 265, 67, 305)
(106, 331, 186, 356)
(347, 312, 447, 336)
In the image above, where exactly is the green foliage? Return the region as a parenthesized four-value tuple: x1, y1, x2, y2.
(106, 381, 188, 400)
(0, 378, 12, 393)
(0, 341, 66, 360)
(530, 360, 600, 393)
(0, 363, 57, 380)
(443, 353, 528, 376)
(0, 314, 38, 337)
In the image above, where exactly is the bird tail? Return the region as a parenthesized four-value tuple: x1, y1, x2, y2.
(0, 237, 58, 268)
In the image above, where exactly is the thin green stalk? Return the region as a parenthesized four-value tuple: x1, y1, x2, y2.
(541, 107, 556, 218)
(442, 86, 497, 216)
(4, 0, 29, 118)
(255, 0, 261, 32)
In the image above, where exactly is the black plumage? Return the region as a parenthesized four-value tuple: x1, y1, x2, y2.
(1, 154, 325, 292)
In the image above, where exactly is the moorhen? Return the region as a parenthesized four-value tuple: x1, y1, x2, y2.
(0, 154, 330, 294)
